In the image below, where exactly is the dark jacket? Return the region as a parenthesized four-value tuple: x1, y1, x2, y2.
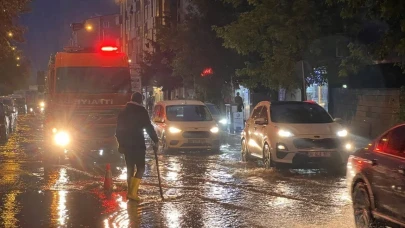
(235, 95, 244, 112)
(116, 102, 158, 150)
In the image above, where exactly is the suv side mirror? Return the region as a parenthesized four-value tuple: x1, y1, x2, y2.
(254, 118, 268, 125)
(334, 118, 343, 124)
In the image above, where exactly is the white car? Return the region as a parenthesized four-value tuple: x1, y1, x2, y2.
(241, 101, 352, 169)
(205, 103, 228, 129)
(152, 100, 220, 152)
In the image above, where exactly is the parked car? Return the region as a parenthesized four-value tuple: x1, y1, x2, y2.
(152, 100, 220, 152)
(205, 103, 228, 130)
(0, 97, 18, 116)
(0, 98, 17, 132)
(347, 123, 405, 228)
(0, 103, 10, 141)
(241, 101, 353, 169)
(13, 96, 27, 114)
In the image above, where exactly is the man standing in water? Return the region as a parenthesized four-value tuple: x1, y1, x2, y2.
(116, 92, 159, 201)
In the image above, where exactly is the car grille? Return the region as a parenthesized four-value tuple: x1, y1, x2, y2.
(182, 131, 210, 138)
(78, 126, 116, 139)
(293, 138, 339, 149)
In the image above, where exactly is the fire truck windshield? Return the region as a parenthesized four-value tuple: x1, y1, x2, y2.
(56, 67, 131, 94)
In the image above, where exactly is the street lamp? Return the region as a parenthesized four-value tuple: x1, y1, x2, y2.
(11, 47, 16, 51)
(16, 64, 20, 67)
(16, 57, 20, 61)
(86, 25, 93, 31)
(7, 32, 13, 38)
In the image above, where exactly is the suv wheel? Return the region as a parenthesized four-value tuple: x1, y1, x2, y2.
(263, 143, 272, 169)
(352, 182, 375, 228)
(241, 138, 249, 162)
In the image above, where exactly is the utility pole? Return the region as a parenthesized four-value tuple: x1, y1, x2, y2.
(120, 0, 127, 53)
(231, 74, 234, 98)
(301, 60, 307, 101)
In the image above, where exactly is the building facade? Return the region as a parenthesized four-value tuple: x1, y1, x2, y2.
(71, 14, 121, 48)
(120, 0, 184, 99)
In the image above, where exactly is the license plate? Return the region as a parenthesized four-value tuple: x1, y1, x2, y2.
(188, 139, 206, 144)
(308, 152, 331, 157)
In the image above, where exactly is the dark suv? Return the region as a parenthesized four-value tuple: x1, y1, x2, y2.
(0, 103, 10, 141)
(13, 97, 27, 114)
(347, 123, 405, 227)
(0, 98, 17, 132)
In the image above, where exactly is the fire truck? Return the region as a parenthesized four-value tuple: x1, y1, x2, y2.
(45, 45, 131, 159)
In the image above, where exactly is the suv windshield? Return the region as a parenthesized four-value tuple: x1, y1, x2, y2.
(271, 102, 333, 124)
(56, 67, 131, 94)
(166, 105, 213, 121)
(15, 98, 25, 104)
(206, 104, 220, 115)
(1, 99, 12, 106)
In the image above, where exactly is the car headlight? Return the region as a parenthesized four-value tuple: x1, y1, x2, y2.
(168, 127, 182, 134)
(219, 118, 227, 125)
(345, 143, 353, 150)
(54, 131, 70, 146)
(337, 129, 348, 137)
(210, 126, 219, 133)
(278, 129, 294, 137)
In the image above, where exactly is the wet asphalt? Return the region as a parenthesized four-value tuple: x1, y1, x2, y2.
(0, 114, 361, 228)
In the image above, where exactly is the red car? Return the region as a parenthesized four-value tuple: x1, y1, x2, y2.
(347, 123, 405, 227)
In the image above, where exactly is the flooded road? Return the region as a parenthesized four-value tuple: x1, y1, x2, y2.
(0, 115, 358, 228)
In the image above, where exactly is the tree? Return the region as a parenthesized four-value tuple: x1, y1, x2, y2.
(332, 0, 405, 75)
(139, 40, 182, 99)
(150, 0, 245, 102)
(0, 54, 31, 94)
(0, 0, 31, 60)
(215, 0, 348, 90)
(0, 0, 31, 93)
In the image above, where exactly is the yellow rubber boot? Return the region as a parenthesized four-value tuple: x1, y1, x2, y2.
(126, 178, 132, 199)
(127, 177, 141, 201)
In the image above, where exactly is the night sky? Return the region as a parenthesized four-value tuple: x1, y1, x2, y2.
(20, 0, 119, 81)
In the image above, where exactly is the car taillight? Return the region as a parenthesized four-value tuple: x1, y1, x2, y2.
(101, 46, 118, 52)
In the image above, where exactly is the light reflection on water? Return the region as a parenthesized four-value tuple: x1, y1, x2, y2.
(117, 167, 127, 181)
(0, 148, 22, 228)
(1, 191, 20, 228)
(50, 168, 69, 227)
(104, 194, 144, 228)
(58, 191, 67, 226)
(165, 157, 181, 183)
(164, 203, 181, 228)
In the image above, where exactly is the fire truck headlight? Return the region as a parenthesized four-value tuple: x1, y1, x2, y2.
(54, 131, 70, 146)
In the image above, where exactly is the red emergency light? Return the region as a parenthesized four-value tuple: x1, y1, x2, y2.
(101, 46, 118, 52)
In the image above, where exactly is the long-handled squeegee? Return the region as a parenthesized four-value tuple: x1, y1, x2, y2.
(153, 145, 164, 200)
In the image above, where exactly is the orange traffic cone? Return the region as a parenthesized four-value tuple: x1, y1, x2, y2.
(104, 163, 113, 192)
